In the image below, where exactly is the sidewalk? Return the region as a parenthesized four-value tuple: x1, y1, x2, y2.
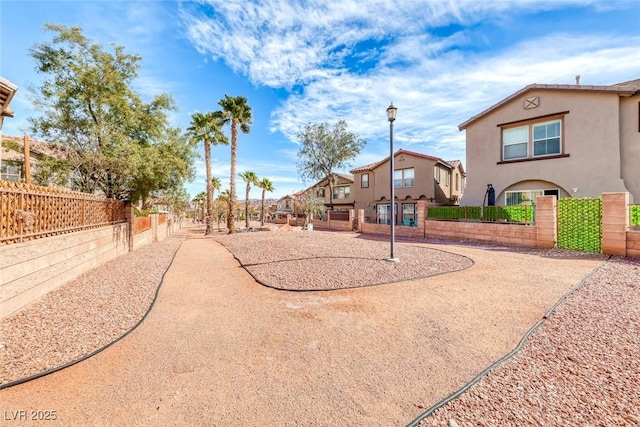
(0, 228, 605, 426)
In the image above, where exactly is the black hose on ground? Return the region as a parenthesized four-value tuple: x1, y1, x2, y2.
(0, 238, 186, 391)
(406, 255, 611, 427)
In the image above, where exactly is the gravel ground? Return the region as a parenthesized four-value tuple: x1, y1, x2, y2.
(0, 234, 185, 386)
(1, 226, 637, 426)
(419, 256, 640, 427)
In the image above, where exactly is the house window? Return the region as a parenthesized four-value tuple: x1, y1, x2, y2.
(502, 119, 562, 161)
(455, 174, 460, 191)
(434, 166, 441, 183)
(316, 188, 325, 198)
(333, 186, 350, 200)
(394, 168, 414, 188)
(503, 125, 528, 160)
(506, 189, 559, 206)
(533, 121, 561, 157)
(361, 173, 369, 188)
(445, 171, 450, 187)
(1, 160, 22, 182)
(376, 203, 397, 225)
(402, 203, 416, 227)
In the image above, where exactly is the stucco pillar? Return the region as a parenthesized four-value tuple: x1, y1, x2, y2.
(357, 209, 364, 233)
(416, 200, 427, 238)
(602, 192, 629, 256)
(535, 196, 556, 249)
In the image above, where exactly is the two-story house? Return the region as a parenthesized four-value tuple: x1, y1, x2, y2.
(275, 194, 297, 215)
(350, 149, 465, 226)
(298, 173, 355, 211)
(459, 77, 640, 206)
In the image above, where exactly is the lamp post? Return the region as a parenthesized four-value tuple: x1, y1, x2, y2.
(386, 102, 399, 262)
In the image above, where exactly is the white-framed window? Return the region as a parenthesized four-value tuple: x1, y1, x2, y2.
(503, 125, 529, 160)
(533, 121, 561, 157)
(502, 119, 562, 161)
(361, 173, 369, 188)
(434, 166, 441, 184)
(377, 203, 397, 225)
(402, 203, 416, 227)
(333, 186, 350, 200)
(394, 168, 414, 188)
(316, 188, 325, 198)
(445, 171, 450, 187)
(505, 189, 559, 206)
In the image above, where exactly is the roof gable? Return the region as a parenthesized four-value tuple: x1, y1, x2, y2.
(350, 148, 451, 173)
(458, 79, 640, 130)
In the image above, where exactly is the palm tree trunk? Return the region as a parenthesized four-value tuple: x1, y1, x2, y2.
(228, 126, 237, 234)
(261, 189, 266, 226)
(204, 141, 213, 235)
(245, 184, 250, 228)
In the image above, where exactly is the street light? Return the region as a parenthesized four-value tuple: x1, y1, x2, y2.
(386, 102, 399, 262)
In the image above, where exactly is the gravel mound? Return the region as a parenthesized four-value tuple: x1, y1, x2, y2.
(213, 231, 473, 290)
(418, 256, 640, 426)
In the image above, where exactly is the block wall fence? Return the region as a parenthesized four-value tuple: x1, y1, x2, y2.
(0, 205, 182, 319)
(356, 192, 639, 258)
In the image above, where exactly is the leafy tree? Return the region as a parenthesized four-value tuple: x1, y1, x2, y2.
(258, 177, 275, 226)
(239, 171, 258, 228)
(29, 24, 192, 200)
(297, 120, 365, 209)
(298, 192, 326, 227)
(218, 95, 252, 234)
(187, 111, 227, 235)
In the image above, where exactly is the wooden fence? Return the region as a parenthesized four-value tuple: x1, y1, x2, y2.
(1, 180, 126, 244)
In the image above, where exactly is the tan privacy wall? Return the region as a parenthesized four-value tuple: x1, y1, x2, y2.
(1, 214, 181, 319)
(0, 224, 129, 319)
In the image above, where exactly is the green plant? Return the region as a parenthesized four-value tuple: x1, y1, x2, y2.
(557, 197, 601, 252)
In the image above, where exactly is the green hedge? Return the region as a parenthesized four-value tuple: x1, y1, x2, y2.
(426, 205, 534, 224)
(631, 205, 640, 228)
(557, 197, 601, 252)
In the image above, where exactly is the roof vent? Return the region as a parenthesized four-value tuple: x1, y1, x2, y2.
(575, 75, 581, 85)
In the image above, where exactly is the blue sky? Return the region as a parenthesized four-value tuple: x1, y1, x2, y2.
(1, 0, 639, 200)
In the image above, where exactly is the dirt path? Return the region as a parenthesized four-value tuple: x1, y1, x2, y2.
(0, 231, 603, 426)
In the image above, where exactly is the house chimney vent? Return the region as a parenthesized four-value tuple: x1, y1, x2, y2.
(575, 75, 581, 85)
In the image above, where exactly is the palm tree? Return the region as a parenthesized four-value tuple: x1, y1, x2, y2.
(192, 191, 206, 223)
(239, 171, 259, 228)
(211, 176, 221, 199)
(258, 177, 275, 226)
(218, 95, 253, 234)
(187, 112, 228, 235)
(218, 189, 231, 231)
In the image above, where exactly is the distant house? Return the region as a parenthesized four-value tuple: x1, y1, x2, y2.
(1, 134, 70, 186)
(275, 194, 297, 215)
(298, 173, 355, 211)
(459, 77, 640, 206)
(350, 148, 465, 225)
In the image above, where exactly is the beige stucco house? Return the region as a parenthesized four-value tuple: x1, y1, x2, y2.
(459, 78, 640, 206)
(350, 148, 464, 225)
(298, 173, 355, 211)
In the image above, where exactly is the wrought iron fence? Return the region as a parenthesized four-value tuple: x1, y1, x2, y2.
(1, 180, 126, 244)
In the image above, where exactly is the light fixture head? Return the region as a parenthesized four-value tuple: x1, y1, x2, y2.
(386, 102, 397, 122)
